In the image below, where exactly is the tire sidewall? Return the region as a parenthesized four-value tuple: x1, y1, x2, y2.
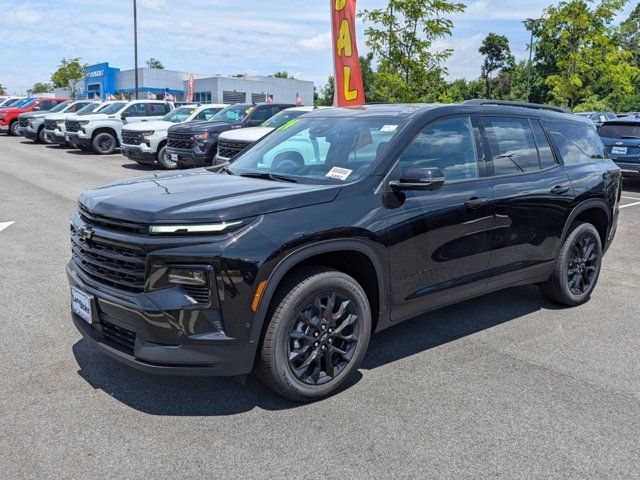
(9, 121, 20, 136)
(157, 145, 177, 169)
(92, 132, 116, 155)
(38, 127, 46, 144)
(270, 272, 371, 401)
(558, 223, 603, 304)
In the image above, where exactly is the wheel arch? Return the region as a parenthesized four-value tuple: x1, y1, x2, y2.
(249, 239, 388, 345)
(91, 127, 119, 145)
(561, 199, 612, 247)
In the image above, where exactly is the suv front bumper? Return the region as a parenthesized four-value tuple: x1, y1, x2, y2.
(66, 262, 256, 377)
(67, 132, 92, 147)
(122, 145, 157, 164)
(168, 146, 212, 169)
(45, 129, 67, 144)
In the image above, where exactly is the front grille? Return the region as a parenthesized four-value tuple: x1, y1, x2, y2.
(19, 118, 29, 128)
(71, 227, 147, 293)
(101, 319, 136, 351)
(167, 132, 194, 150)
(44, 120, 57, 131)
(122, 131, 143, 146)
(66, 120, 80, 133)
(79, 206, 148, 235)
(218, 140, 251, 159)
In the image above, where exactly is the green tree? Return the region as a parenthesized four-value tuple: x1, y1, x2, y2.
(271, 71, 294, 79)
(533, 0, 636, 110)
(30, 82, 53, 94)
(51, 57, 87, 99)
(0, 84, 6, 95)
(145, 58, 165, 69)
(479, 33, 513, 99)
(317, 75, 335, 106)
(359, 0, 465, 103)
(620, 3, 640, 66)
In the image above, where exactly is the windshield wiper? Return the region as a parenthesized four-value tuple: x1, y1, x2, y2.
(239, 172, 298, 183)
(494, 153, 525, 172)
(620, 135, 640, 139)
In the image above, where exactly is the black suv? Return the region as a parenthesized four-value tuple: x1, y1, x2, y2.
(166, 103, 294, 169)
(598, 115, 640, 174)
(67, 101, 621, 401)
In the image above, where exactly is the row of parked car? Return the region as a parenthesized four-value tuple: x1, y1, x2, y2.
(0, 94, 326, 170)
(1, 95, 639, 175)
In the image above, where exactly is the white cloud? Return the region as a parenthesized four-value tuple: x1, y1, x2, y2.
(298, 31, 332, 51)
(5, 4, 42, 25)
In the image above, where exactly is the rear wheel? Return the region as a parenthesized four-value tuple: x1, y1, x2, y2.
(9, 121, 20, 136)
(92, 132, 117, 155)
(540, 222, 603, 306)
(157, 145, 177, 169)
(256, 267, 371, 402)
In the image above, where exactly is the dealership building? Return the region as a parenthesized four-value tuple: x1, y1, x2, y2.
(78, 62, 315, 106)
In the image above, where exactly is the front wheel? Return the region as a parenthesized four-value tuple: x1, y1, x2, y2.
(540, 222, 603, 306)
(9, 121, 20, 136)
(256, 267, 372, 402)
(157, 145, 177, 169)
(38, 127, 47, 144)
(92, 132, 117, 155)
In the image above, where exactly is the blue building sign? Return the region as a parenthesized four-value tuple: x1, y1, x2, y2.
(83, 62, 120, 99)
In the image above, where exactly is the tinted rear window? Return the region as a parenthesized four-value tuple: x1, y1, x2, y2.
(545, 121, 606, 165)
(598, 123, 640, 139)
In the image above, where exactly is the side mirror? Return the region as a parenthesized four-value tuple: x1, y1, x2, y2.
(121, 112, 128, 120)
(247, 119, 262, 127)
(33, 106, 40, 111)
(389, 167, 446, 191)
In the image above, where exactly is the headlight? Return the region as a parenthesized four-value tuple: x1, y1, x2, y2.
(140, 130, 155, 137)
(79, 120, 90, 125)
(167, 267, 208, 286)
(0, 113, 5, 120)
(29, 119, 38, 125)
(148, 219, 248, 235)
(194, 132, 208, 141)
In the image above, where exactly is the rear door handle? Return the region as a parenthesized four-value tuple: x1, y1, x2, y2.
(550, 185, 570, 195)
(464, 197, 490, 210)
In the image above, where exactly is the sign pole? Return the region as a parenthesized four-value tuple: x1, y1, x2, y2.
(133, 0, 139, 100)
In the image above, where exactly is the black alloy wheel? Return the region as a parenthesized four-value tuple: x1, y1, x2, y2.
(93, 132, 117, 155)
(566, 231, 599, 295)
(288, 291, 360, 385)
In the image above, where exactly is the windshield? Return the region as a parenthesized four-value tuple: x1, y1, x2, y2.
(210, 105, 252, 124)
(50, 101, 71, 113)
(2, 98, 21, 107)
(19, 98, 38, 108)
(76, 103, 101, 115)
(98, 102, 128, 115)
(598, 123, 640, 139)
(162, 106, 196, 123)
(261, 109, 308, 128)
(227, 117, 406, 184)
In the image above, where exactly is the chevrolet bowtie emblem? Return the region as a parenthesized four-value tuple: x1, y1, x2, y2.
(78, 225, 94, 240)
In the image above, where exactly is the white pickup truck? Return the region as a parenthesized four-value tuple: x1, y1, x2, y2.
(121, 103, 227, 169)
(65, 100, 174, 154)
(44, 101, 103, 146)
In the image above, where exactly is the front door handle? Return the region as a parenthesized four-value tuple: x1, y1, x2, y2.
(464, 197, 490, 210)
(550, 185, 570, 195)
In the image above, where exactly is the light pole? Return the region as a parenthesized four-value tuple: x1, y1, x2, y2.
(523, 18, 541, 103)
(133, 0, 139, 100)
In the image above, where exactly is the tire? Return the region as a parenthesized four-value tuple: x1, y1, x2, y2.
(157, 145, 177, 169)
(92, 132, 117, 155)
(9, 121, 20, 136)
(540, 222, 603, 306)
(256, 266, 372, 402)
(38, 127, 46, 144)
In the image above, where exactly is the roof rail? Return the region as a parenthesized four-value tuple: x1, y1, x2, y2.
(464, 99, 571, 114)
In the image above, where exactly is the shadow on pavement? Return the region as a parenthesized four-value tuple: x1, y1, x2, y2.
(622, 175, 640, 194)
(120, 162, 158, 171)
(73, 284, 556, 415)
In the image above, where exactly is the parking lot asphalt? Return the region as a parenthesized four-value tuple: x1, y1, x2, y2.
(1, 136, 640, 479)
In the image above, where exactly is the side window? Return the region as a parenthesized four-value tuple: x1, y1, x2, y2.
(250, 107, 277, 124)
(124, 103, 146, 117)
(398, 116, 479, 182)
(38, 101, 55, 110)
(194, 108, 221, 121)
(530, 119, 557, 169)
(483, 116, 540, 175)
(146, 103, 167, 116)
(544, 121, 606, 166)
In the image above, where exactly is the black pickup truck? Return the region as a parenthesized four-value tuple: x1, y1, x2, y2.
(166, 103, 294, 168)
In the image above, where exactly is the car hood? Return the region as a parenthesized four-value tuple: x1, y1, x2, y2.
(75, 113, 112, 122)
(123, 120, 174, 132)
(46, 112, 82, 121)
(19, 111, 48, 120)
(79, 169, 341, 224)
(169, 121, 237, 135)
(219, 126, 274, 143)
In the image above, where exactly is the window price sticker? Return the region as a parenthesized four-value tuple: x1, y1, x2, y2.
(326, 167, 353, 181)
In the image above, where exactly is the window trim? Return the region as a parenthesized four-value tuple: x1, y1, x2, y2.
(479, 114, 562, 180)
(382, 113, 488, 191)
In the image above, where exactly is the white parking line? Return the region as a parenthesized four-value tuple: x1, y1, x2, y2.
(620, 201, 640, 210)
(0, 221, 15, 232)
(622, 196, 640, 201)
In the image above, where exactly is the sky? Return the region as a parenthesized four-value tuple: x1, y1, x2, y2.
(0, 0, 635, 95)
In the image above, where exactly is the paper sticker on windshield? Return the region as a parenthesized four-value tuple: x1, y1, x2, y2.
(326, 167, 353, 181)
(277, 119, 300, 131)
(380, 125, 398, 132)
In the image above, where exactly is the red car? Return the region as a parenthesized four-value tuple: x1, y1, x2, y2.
(0, 97, 68, 136)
